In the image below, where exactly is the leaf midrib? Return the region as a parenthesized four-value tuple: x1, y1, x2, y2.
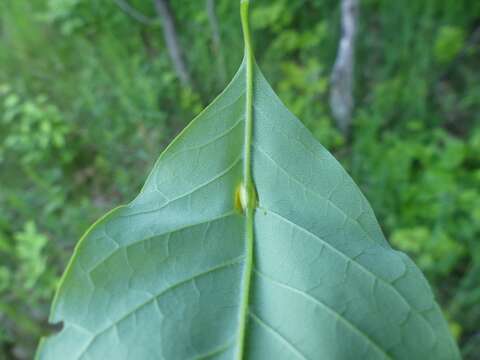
(236, 1, 255, 359)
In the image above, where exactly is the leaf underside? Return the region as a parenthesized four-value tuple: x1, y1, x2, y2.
(37, 63, 460, 360)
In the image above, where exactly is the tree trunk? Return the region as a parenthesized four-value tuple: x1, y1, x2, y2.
(154, 0, 193, 88)
(329, 0, 358, 135)
(206, 0, 227, 85)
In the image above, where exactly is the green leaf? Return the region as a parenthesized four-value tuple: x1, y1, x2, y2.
(37, 2, 460, 359)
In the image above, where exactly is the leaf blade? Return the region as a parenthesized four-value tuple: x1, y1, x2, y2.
(37, 65, 249, 359)
(244, 67, 459, 359)
(37, 63, 460, 360)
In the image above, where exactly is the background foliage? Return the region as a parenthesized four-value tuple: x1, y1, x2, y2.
(0, 0, 479, 358)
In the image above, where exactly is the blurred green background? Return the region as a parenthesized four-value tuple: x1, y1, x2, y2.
(1, 0, 479, 359)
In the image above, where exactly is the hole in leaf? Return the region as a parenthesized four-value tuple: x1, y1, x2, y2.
(44, 321, 64, 336)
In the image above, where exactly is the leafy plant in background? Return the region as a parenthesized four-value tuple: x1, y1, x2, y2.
(0, 85, 71, 165)
(350, 119, 480, 347)
(36, 1, 460, 359)
(1, 0, 479, 359)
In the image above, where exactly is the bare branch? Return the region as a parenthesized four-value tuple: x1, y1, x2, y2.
(154, 0, 193, 88)
(206, 0, 227, 84)
(329, 0, 359, 135)
(114, 0, 157, 25)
